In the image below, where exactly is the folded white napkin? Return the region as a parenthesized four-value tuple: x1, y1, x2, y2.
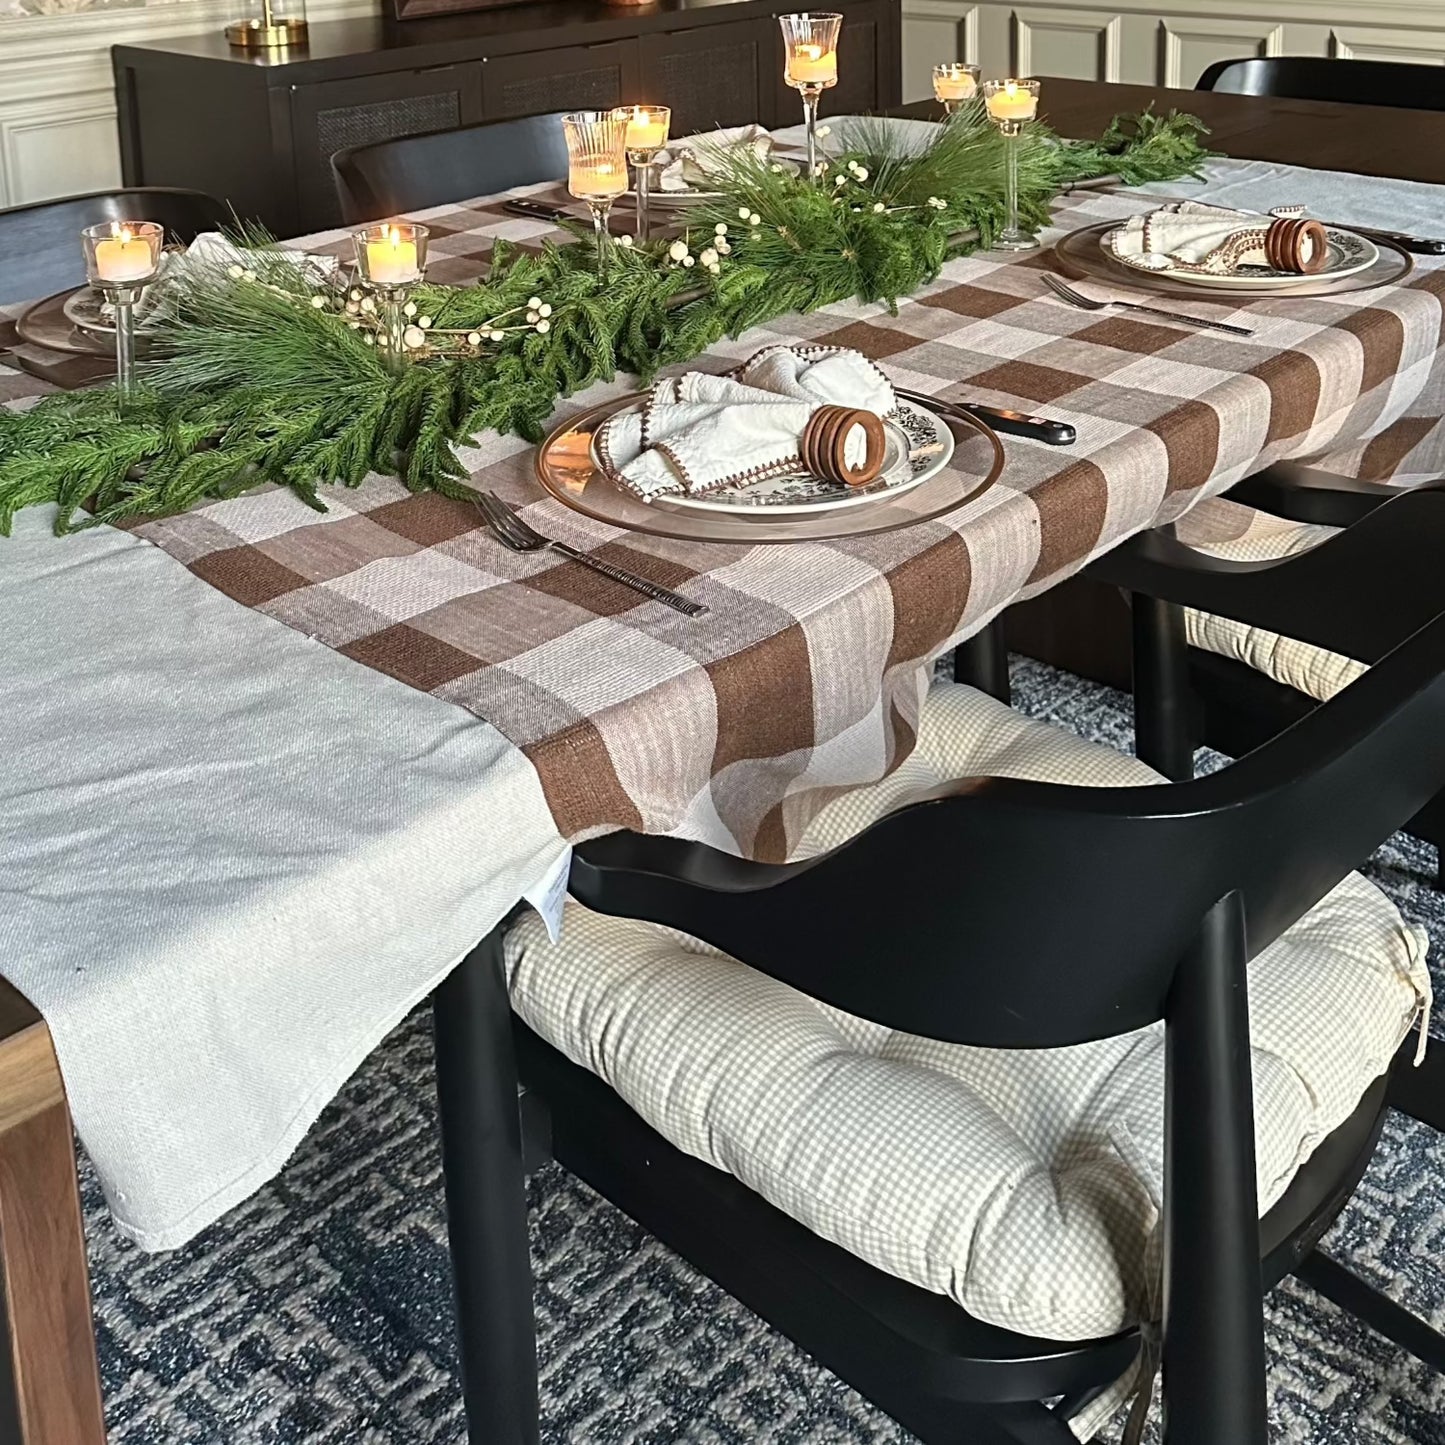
(595, 345, 896, 502)
(184, 232, 340, 280)
(658, 125, 773, 192)
(1107, 200, 1317, 275)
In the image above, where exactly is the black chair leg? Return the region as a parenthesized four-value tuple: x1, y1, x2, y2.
(984, 1400, 1084, 1444)
(1162, 893, 1268, 1445)
(1295, 1252, 1445, 1374)
(953, 620, 1011, 704)
(434, 922, 541, 1445)
(1131, 591, 1195, 781)
(1387, 1044, 1445, 1133)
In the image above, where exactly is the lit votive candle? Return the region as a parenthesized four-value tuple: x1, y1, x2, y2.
(619, 104, 669, 151)
(569, 159, 628, 199)
(93, 225, 159, 283)
(985, 78, 1039, 122)
(366, 224, 421, 285)
(786, 41, 838, 86)
(933, 62, 979, 104)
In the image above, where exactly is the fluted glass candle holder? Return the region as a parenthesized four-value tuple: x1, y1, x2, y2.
(353, 221, 429, 372)
(563, 111, 630, 271)
(932, 62, 980, 115)
(613, 104, 671, 245)
(983, 78, 1041, 252)
(779, 11, 841, 182)
(81, 220, 163, 406)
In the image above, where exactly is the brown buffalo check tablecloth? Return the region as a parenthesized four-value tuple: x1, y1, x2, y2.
(9, 167, 1445, 864)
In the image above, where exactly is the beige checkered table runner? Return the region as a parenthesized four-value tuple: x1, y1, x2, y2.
(10, 178, 1445, 861)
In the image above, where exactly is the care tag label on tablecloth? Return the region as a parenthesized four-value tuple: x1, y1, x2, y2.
(523, 845, 572, 943)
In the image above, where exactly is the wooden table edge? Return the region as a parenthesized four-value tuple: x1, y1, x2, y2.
(0, 979, 106, 1445)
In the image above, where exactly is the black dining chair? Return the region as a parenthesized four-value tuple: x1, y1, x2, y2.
(0, 187, 232, 307)
(1089, 470, 1445, 887)
(435, 486, 1445, 1445)
(1197, 57, 1445, 112)
(329, 113, 572, 226)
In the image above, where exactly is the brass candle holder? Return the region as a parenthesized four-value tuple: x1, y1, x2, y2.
(226, 0, 308, 49)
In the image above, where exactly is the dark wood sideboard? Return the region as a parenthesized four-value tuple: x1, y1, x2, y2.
(113, 0, 900, 238)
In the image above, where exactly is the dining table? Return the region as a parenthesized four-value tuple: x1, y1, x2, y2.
(3, 77, 1445, 1445)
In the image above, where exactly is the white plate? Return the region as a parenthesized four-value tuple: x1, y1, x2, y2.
(1105, 226, 1379, 293)
(591, 398, 955, 517)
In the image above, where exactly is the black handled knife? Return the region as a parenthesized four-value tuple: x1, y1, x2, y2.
(898, 388, 1076, 446)
(503, 198, 575, 224)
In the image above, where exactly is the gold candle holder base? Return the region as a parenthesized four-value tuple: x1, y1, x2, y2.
(225, 16, 309, 48)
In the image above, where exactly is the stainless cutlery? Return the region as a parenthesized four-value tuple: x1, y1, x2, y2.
(473, 491, 708, 617)
(895, 387, 1077, 447)
(1041, 273, 1255, 337)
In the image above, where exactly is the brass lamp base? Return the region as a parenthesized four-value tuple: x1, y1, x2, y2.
(225, 16, 309, 47)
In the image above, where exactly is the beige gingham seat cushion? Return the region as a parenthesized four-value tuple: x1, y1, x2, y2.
(1183, 510, 1365, 702)
(506, 683, 1429, 1343)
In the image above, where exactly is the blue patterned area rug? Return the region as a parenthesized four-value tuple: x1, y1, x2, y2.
(84, 660, 1445, 1444)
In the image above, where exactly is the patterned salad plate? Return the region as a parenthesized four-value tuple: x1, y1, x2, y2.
(1105, 225, 1380, 292)
(588, 398, 954, 517)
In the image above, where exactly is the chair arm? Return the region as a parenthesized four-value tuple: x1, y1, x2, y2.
(1087, 479, 1445, 665)
(1225, 462, 1404, 529)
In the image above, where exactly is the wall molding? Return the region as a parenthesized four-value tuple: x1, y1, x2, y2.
(0, 0, 377, 203)
(1013, 5, 1122, 81)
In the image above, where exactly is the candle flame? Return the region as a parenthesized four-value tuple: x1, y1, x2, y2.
(800, 42, 823, 58)
(385, 224, 400, 247)
(1004, 79, 1018, 95)
(111, 223, 134, 243)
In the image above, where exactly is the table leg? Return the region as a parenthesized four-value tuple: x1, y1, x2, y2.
(953, 621, 1011, 704)
(0, 981, 107, 1445)
(433, 922, 540, 1445)
(1132, 591, 1195, 781)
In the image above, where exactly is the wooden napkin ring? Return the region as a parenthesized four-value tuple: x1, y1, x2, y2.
(1264, 216, 1328, 274)
(801, 406, 887, 487)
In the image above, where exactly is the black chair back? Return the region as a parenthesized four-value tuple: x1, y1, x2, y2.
(330, 113, 572, 226)
(0, 188, 232, 306)
(573, 603, 1445, 1052)
(1197, 57, 1445, 111)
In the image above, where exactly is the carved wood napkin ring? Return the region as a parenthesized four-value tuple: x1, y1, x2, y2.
(1264, 216, 1329, 274)
(800, 406, 888, 487)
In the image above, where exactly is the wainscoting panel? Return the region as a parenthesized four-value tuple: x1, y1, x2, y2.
(0, 0, 376, 207)
(901, 0, 1445, 101)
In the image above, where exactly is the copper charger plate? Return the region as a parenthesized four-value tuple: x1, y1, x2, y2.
(534, 391, 1005, 544)
(1052, 220, 1413, 302)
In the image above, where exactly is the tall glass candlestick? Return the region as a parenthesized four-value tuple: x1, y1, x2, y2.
(563, 111, 629, 270)
(779, 12, 841, 182)
(613, 104, 671, 245)
(932, 62, 980, 115)
(983, 78, 1041, 252)
(353, 221, 429, 372)
(81, 220, 163, 406)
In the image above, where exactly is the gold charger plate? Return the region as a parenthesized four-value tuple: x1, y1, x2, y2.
(1052, 220, 1413, 302)
(534, 391, 1005, 544)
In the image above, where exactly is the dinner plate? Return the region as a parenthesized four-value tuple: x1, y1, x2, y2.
(640, 155, 801, 206)
(539, 391, 1003, 545)
(1053, 220, 1413, 302)
(15, 287, 116, 357)
(1105, 226, 1380, 292)
(589, 399, 954, 517)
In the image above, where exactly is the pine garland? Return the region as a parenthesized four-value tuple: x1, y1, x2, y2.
(0, 103, 1209, 534)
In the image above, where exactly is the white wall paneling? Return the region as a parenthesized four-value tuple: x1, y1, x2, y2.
(0, 0, 376, 206)
(901, 0, 1445, 101)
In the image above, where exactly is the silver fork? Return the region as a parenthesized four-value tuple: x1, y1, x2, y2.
(1042, 273, 1255, 337)
(472, 491, 709, 617)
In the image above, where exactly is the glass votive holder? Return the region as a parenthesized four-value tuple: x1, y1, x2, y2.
(81, 220, 164, 406)
(563, 111, 630, 270)
(932, 62, 980, 114)
(352, 221, 428, 288)
(613, 104, 671, 245)
(982, 78, 1041, 252)
(779, 11, 842, 181)
(82, 220, 163, 289)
